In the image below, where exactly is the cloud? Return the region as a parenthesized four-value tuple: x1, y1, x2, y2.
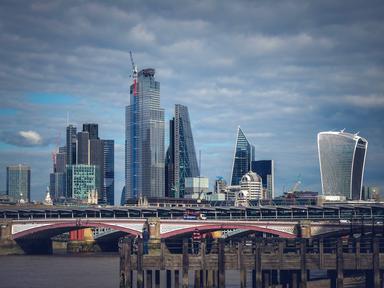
(1, 130, 45, 147)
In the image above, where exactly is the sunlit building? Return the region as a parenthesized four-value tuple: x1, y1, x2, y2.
(6, 164, 31, 203)
(317, 130, 368, 200)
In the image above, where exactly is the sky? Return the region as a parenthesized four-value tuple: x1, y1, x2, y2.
(0, 0, 383, 203)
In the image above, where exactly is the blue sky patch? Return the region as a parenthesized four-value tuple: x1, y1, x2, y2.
(26, 93, 78, 105)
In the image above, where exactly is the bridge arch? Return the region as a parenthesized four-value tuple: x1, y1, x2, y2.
(162, 224, 295, 239)
(13, 221, 141, 240)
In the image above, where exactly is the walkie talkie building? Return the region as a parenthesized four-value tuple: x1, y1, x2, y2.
(317, 131, 368, 200)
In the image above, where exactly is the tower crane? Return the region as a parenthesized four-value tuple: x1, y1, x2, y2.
(130, 51, 138, 96)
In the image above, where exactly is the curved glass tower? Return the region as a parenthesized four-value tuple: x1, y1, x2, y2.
(317, 131, 368, 200)
(230, 127, 255, 185)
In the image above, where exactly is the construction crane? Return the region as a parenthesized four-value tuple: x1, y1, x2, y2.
(129, 51, 138, 96)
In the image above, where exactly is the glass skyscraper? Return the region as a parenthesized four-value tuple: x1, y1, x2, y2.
(67, 164, 98, 201)
(230, 127, 255, 185)
(318, 131, 368, 200)
(6, 164, 31, 202)
(102, 139, 114, 205)
(251, 160, 275, 199)
(165, 104, 199, 198)
(125, 68, 165, 200)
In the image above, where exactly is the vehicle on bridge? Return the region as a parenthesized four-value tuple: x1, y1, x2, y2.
(183, 211, 207, 220)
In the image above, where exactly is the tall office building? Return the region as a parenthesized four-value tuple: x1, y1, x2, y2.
(239, 171, 263, 200)
(102, 140, 114, 205)
(83, 123, 99, 140)
(251, 160, 275, 199)
(165, 104, 199, 198)
(125, 68, 165, 201)
(318, 130, 368, 200)
(76, 131, 90, 164)
(230, 127, 255, 185)
(66, 125, 77, 166)
(6, 165, 31, 202)
(90, 138, 104, 203)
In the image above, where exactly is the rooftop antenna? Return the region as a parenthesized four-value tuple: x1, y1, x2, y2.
(355, 131, 360, 136)
(66, 112, 69, 126)
(341, 128, 346, 133)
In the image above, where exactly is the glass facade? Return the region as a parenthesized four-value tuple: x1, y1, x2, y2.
(318, 131, 368, 200)
(165, 104, 199, 198)
(102, 139, 114, 205)
(67, 164, 98, 201)
(251, 160, 275, 199)
(125, 68, 165, 200)
(230, 127, 255, 185)
(6, 165, 31, 202)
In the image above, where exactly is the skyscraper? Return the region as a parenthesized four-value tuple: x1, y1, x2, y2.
(318, 130, 368, 200)
(66, 125, 77, 166)
(102, 139, 114, 205)
(90, 138, 104, 203)
(165, 104, 199, 198)
(125, 68, 165, 201)
(230, 127, 255, 185)
(83, 123, 99, 140)
(251, 160, 275, 199)
(6, 164, 31, 202)
(76, 131, 89, 164)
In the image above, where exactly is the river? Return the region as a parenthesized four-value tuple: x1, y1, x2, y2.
(0, 254, 120, 288)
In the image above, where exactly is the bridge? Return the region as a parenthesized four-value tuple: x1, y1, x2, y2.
(1, 204, 383, 254)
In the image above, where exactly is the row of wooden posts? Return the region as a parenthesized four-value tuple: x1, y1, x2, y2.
(119, 237, 383, 288)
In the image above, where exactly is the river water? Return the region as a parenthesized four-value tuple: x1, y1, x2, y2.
(0, 254, 120, 288)
(0, 254, 365, 288)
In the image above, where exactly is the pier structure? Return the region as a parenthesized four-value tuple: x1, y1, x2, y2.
(119, 236, 384, 288)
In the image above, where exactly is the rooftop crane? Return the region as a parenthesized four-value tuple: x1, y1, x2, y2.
(129, 51, 138, 96)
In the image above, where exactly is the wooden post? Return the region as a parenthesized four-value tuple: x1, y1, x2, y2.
(175, 270, 180, 288)
(123, 238, 132, 288)
(355, 238, 360, 270)
(218, 238, 225, 288)
(300, 239, 307, 288)
(373, 237, 380, 288)
(201, 240, 206, 287)
(254, 239, 262, 288)
(182, 238, 189, 288)
(239, 241, 246, 288)
(195, 270, 201, 288)
(336, 238, 344, 288)
(319, 238, 324, 270)
(146, 270, 153, 288)
(207, 270, 214, 288)
(166, 270, 172, 288)
(137, 238, 144, 288)
(155, 270, 160, 288)
(160, 239, 165, 270)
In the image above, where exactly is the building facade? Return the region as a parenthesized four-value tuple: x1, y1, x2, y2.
(317, 130, 368, 200)
(239, 171, 263, 200)
(165, 104, 199, 198)
(67, 164, 98, 203)
(66, 125, 77, 166)
(230, 127, 255, 185)
(6, 164, 31, 202)
(102, 139, 114, 205)
(125, 68, 165, 201)
(251, 160, 275, 199)
(184, 177, 209, 199)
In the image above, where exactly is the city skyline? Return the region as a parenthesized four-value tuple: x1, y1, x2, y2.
(0, 1, 383, 202)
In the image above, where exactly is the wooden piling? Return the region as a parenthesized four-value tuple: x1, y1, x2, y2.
(137, 238, 144, 288)
(146, 270, 153, 288)
(373, 237, 380, 288)
(182, 239, 189, 288)
(336, 238, 344, 288)
(254, 239, 262, 288)
(300, 239, 307, 288)
(218, 238, 225, 288)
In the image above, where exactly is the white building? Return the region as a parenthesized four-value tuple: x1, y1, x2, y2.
(240, 171, 263, 200)
(184, 177, 209, 200)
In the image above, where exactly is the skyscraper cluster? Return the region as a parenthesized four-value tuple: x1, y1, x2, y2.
(124, 67, 201, 203)
(50, 123, 114, 205)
